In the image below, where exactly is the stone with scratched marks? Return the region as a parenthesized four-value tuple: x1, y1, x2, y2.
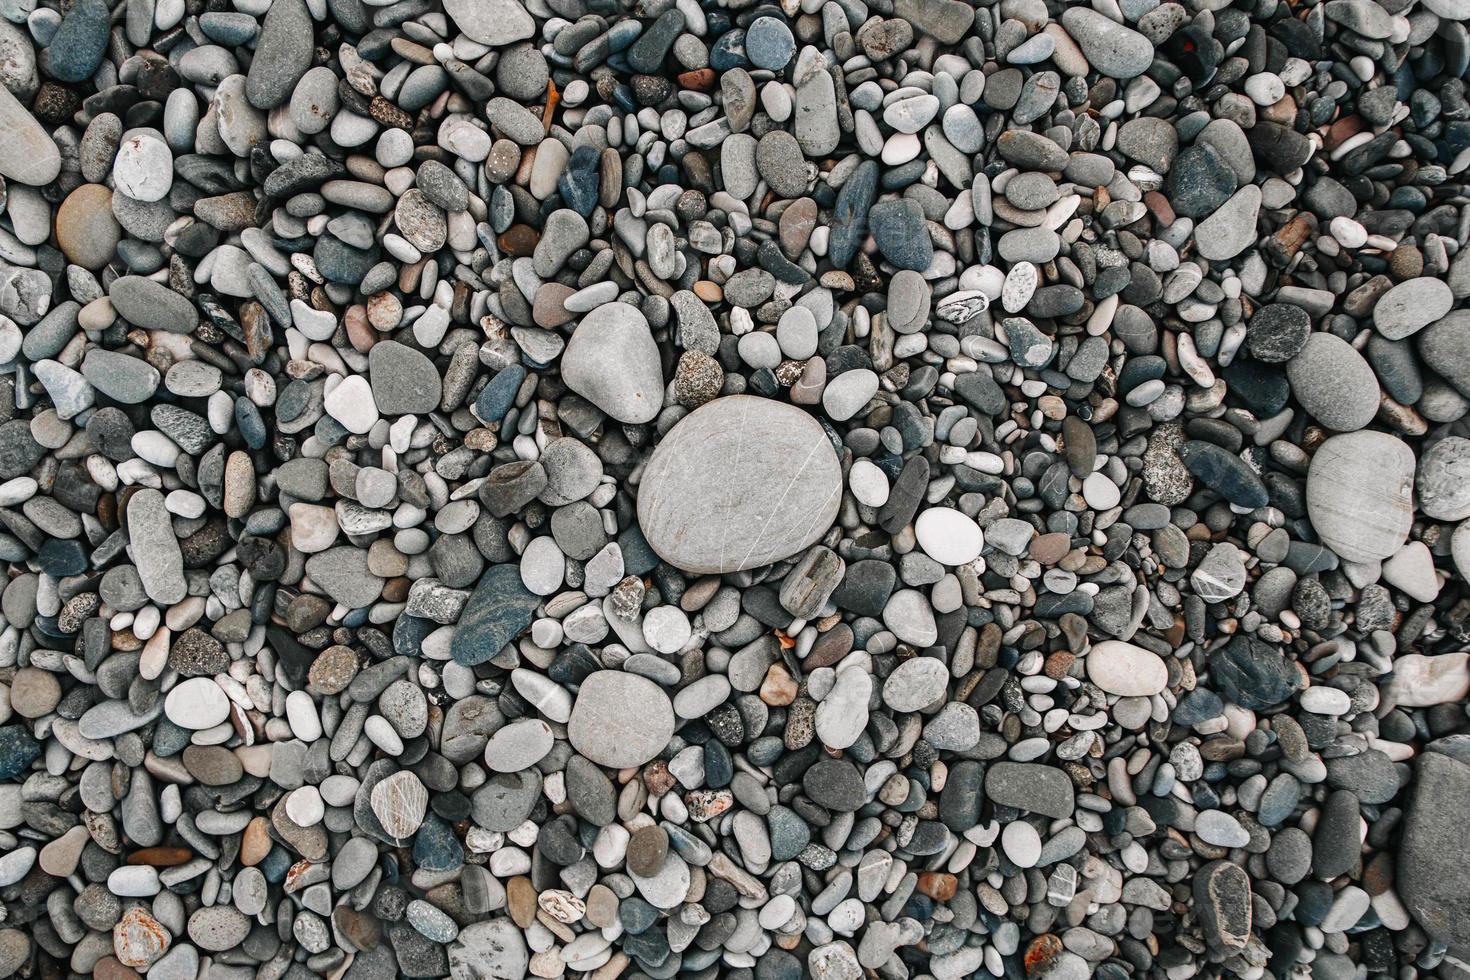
(636, 395, 842, 574)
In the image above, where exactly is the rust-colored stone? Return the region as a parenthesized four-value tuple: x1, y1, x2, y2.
(126, 847, 192, 867)
(113, 907, 170, 969)
(917, 871, 957, 901)
(678, 68, 717, 90)
(498, 224, 539, 256)
(1024, 934, 1064, 975)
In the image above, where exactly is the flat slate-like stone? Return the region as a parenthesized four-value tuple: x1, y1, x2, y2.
(985, 762, 1074, 819)
(109, 276, 200, 334)
(245, 0, 313, 109)
(128, 489, 186, 605)
(1398, 752, 1470, 947)
(1194, 185, 1261, 261)
(451, 565, 541, 666)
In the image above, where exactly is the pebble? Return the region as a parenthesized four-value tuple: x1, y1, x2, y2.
(914, 507, 983, 565)
(561, 303, 664, 424)
(1287, 332, 1381, 432)
(163, 678, 230, 729)
(1086, 641, 1168, 697)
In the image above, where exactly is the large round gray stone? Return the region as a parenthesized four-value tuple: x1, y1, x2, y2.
(637, 395, 842, 574)
(1306, 431, 1415, 564)
(567, 671, 675, 769)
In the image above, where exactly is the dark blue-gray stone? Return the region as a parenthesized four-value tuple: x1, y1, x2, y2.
(1178, 440, 1269, 509)
(984, 761, 1074, 819)
(709, 29, 750, 71)
(626, 9, 685, 73)
(767, 805, 810, 861)
(314, 236, 380, 285)
(617, 523, 660, 576)
(451, 565, 539, 666)
(1399, 752, 1470, 948)
(246, 0, 315, 109)
(474, 364, 525, 423)
(1209, 634, 1304, 710)
(953, 371, 1006, 415)
(413, 815, 464, 871)
(868, 198, 933, 271)
(45, 0, 109, 82)
(828, 161, 878, 268)
(745, 16, 795, 70)
(1166, 142, 1238, 218)
(1325, 750, 1401, 806)
(0, 725, 40, 779)
(1256, 773, 1301, 827)
(803, 759, 867, 812)
(1172, 688, 1224, 726)
(1312, 789, 1361, 879)
(558, 145, 601, 216)
(1222, 361, 1290, 415)
(938, 760, 983, 830)
(619, 896, 661, 934)
(755, 949, 803, 980)
(38, 539, 88, 578)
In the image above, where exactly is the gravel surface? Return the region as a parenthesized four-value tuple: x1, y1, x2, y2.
(0, 0, 1468, 978)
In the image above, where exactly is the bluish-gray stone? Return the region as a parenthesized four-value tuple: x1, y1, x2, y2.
(451, 565, 540, 666)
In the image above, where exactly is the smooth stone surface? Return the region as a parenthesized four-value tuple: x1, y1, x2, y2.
(914, 508, 983, 566)
(0, 85, 62, 186)
(1086, 641, 1168, 697)
(1306, 431, 1415, 563)
(561, 303, 664, 424)
(1194, 185, 1261, 261)
(637, 396, 842, 574)
(567, 671, 675, 769)
(1286, 332, 1380, 432)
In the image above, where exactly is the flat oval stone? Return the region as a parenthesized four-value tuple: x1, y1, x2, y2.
(187, 905, 250, 952)
(1286, 332, 1380, 432)
(1194, 184, 1261, 262)
(164, 678, 230, 729)
(914, 507, 983, 565)
(567, 671, 675, 769)
(1086, 640, 1168, 696)
(109, 276, 200, 334)
(1060, 7, 1154, 78)
(244, 0, 312, 109)
(1374, 277, 1453, 341)
(1306, 431, 1415, 563)
(637, 396, 842, 574)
